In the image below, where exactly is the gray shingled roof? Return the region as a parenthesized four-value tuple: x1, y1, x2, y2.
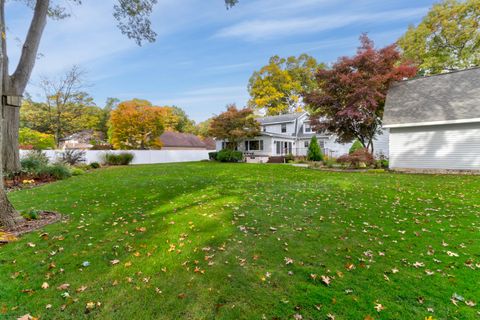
(159, 131, 206, 148)
(384, 68, 480, 126)
(256, 112, 305, 124)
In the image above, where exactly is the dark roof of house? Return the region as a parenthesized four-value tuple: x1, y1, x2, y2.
(257, 112, 306, 125)
(384, 68, 480, 126)
(202, 137, 216, 150)
(159, 131, 207, 148)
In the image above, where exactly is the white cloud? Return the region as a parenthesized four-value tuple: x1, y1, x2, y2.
(156, 85, 249, 120)
(215, 7, 428, 41)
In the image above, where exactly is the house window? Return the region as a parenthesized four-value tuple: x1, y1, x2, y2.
(304, 141, 309, 148)
(281, 124, 287, 133)
(245, 140, 263, 151)
(263, 126, 266, 132)
(222, 141, 237, 150)
(318, 140, 325, 149)
(304, 124, 312, 133)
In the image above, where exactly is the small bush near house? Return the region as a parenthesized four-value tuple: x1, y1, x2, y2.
(376, 159, 389, 169)
(337, 148, 375, 168)
(70, 167, 86, 176)
(61, 149, 86, 166)
(285, 153, 295, 163)
(323, 157, 338, 168)
(349, 140, 364, 154)
(20, 151, 50, 175)
(90, 162, 101, 169)
(45, 162, 72, 180)
(104, 152, 135, 166)
(307, 136, 323, 162)
(217, 149, 243, 163)
(208, 152, 218, 161)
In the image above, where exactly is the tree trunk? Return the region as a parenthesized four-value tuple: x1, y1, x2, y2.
(2, 105, 20, 173)
(0, 0, 23, 229)
(0, 117, 23, 229)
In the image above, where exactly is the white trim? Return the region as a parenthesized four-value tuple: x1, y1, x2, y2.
(259, 120, 296, 125)
(384, 117, 480, 128)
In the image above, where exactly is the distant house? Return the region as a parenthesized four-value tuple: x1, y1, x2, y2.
(59, 130, 106, 150)
(384, 68, 480, 171)
(215, 112, 389, 162)
(159, 131, 209, 150)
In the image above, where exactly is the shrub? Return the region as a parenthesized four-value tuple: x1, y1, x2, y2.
(208, 152, 218, 161)
(90, 162, 101, 169)
(285, 153, 295, 163)
(375, 159, 389, 169)
(19, 128, 55, 150)
(337, 148, 375, 168)
(61, 149, 86, 165)
(45, 162, 72, 180)
(104, 152, 135, 166)
(71, 167, 85, 176)
(349, 140, 364, 154)
(217, 149, 243, 163)
(21, 209, 41, 220)
(20, 151, 50, 175)
(307, 136, 323, 161)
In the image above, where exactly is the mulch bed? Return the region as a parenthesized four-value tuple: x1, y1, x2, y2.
(0, 211, 63, 244)
(5, 177, 56, 192)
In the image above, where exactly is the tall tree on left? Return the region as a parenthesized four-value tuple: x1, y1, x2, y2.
(0, 0, 239, 229)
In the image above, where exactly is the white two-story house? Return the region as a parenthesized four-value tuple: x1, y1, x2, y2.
(215, 112, 389, 162)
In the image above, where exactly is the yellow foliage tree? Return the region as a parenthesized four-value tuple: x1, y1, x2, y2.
(108, 99, 165, 150)
(248, 54, 323, 115)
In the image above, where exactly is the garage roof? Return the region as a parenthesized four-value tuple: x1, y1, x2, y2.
(384, 68, 480, 128)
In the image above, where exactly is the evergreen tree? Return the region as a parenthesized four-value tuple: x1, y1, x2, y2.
(307, 136, 323, 161)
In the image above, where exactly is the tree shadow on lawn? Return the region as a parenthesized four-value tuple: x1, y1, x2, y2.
(0, 164, 294, 319)
(1, 163, 480, 319)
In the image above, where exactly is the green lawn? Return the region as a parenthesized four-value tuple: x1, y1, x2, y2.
(1, 163, 479, 320)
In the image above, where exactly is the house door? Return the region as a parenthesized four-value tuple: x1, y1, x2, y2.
(275, 141, 292, 155)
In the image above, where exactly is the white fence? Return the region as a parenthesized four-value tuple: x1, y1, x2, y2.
(19, 150, 215, 165)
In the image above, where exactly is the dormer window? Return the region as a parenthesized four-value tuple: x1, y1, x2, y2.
(263, 126, 266, 132)
(281, 124, 287, 133)
(304, 124, 312, 133)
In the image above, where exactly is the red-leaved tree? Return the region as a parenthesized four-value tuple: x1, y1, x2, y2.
(304, 34, 417, 153)
(209, 104, 260, 150)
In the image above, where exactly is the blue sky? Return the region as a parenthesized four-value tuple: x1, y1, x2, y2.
(6, 0, 437, 122)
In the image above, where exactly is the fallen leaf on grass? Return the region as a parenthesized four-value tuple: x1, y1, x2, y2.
(41, 282, 49, 290)
(110, 259, 120, 265)
(465, 300, 476, 307)
(76, 286, 88, 293)
(56, 283, 70, 290)
(321, 275, 331, 286)
(17, 315, 38, 320)
(86, 302, 95, 311)
(374, 303, 384, 312)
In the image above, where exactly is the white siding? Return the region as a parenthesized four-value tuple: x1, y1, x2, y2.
(389, 123, 480, 170)
(323, 129, 390, 158)
(264, 122, 295, 134)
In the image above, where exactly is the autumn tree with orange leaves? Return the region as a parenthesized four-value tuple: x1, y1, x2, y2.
(108, 99, 168, 150)
(209, 104, 260, 150)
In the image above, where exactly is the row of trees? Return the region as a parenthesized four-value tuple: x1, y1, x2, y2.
(19, 67, 212, 151)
